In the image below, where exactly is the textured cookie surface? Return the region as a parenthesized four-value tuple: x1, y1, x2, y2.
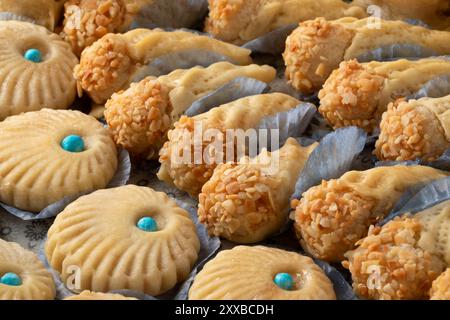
(45, 185, 200, 296)
(0, 21, 78, 120)
(0, 239, 55, 300)
(189, 246, 336, 300)
(0, 109, 118, 212)
(64, 291, 137, 300)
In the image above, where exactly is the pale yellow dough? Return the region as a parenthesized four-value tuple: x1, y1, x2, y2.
(0, 109, 118, 212)
(0, 239, 55, 300)
(64, 291, 137, 300)
(0, 21, 78, 120)
(430, 268, 450, 300)
(189, 246, 336, 300)
(45, 185, 200, 296)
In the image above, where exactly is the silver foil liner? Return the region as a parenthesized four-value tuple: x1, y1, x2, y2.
(39, 198, 220, 300)
(127, 0, 208, 30)
(0, 149, 131, 221)
(357, 44, 438, 62)
(409, 74, 450, 99)
(291, 127, 367, 200)
(242, 24, 297, 55)
(0, 12, 36, 24)
(185, 77, 270, 117)
(380, 176, 450, 225)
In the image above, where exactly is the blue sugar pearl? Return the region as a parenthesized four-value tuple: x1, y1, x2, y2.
(0, 272, 22, 286)
(274, 273, 294, 290)
(61, 135, 85, 153)
(137, 217, 158, 232)
(24, 49, 42, 63)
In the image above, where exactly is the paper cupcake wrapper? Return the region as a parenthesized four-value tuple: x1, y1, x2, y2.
(357, 44, 438, 63)
(313, 259, 356, 300)
(0, 12, 36, 24)
(185, 77, 270, 117)
(404, 19, 431, 28)
(257, 102, 317, 150)
(38, 198, 220, 300)
(242, 24, 297, 55)
(409, 74, 450, 99)
(291, 126, 367, 200)
(380, 176, 450, 226)
(131, 49, 241, 80)
(0, 149, 131, 221)
(126, 0, 207, 30)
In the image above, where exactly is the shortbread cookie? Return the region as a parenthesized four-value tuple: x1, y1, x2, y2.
(157, 93, 304, 197)
(75, 28, 252, 104)
(0, 0, 66, 30)
(319, 58, 450, 132)
(0, 21, 78, 120)
(343, 217, 445, 300)
(199, 138, 317, 243)
(0, 239, 55, 300)
(375, 95, 450, 162)
(64, 291, 137, 300)
(0, 109, 118, 212)
(104, 62, 276, 159)
(189, 246, 336, 300)
(430, 268, 450, 300)
(291, 166, 448, 262)
(45, 185, 200, 296)
(284, 18, 450, 94)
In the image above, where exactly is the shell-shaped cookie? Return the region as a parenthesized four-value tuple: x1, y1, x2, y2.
(0, 109, 118, 212)
(0, 239, 55, 300)
(64, 291, 137, 300)
(0, 21, 78, 120)
(45, 185, 200, 296)
(188, 246, 336, 300)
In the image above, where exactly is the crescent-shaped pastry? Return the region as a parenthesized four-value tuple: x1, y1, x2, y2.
(0, 109, 118, 212)
(45, 185, 200, 296)
(284, 18, 450, 94)
(291, 166, 449, 262)
(318, 58, 450, 132)
(74, 28, 253, 104)
(0, 20, 78, 120)
(205, 0, 366, 45)
(157, 93, 304, 197)
(0, 239, 55, 300)
(343, 217, 445, 300)
(104, 62, 276, 159)
(375, 95, 450, 162)
(198, 138, 317, 243)
(188, 246, 336, 300)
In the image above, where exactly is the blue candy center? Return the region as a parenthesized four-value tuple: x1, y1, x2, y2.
(61, 135, 85, 153)
(24, 49, 42, 63)
(137, 217, 158, 232)
(274, 273, 294, 290)
(0, 272, 22, 286)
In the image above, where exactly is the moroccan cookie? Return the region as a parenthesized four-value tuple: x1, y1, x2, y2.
(0, 20, 78, 120)
(64, 291, 137, 300)
(45, 185, 200, 296)
(0, 239, 55, 300)
(430, 269, 450, 300)
(0, 109, 118, 212)
(189, 246, 336, 300)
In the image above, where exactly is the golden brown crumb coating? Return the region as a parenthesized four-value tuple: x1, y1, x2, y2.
(318, 59, 385, 132)
(104, 77, 172, 159)
(430, 268, 450, 300)
(375, 98, 449, 162)
(283, 18, 354, 94)
(343, 217, 445, 300)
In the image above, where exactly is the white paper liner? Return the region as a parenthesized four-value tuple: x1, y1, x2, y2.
(126, 0, 207, 30)
(357, 44, 438, 62)
(0, 12, 36, 24)
(380, 176, 450, 225)
(376, 147, 450, 172)
(291, 127, 367, 200)
(185, 77, 270, 117)
(409, 74, 450, 99)
(0, 149, 131, 221)
(38, 198, 220, 300)
(131, 50, 242, 80)
(242, 24, 297, 55)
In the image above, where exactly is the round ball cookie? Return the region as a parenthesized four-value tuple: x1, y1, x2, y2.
(0, 239, 55, 300)
(0, 109, 118, 212)
(64, 291, 137, 300)
(45, 185, 201, 296)
(188, 246, 336, 300)
(0, 20, 78, 120)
